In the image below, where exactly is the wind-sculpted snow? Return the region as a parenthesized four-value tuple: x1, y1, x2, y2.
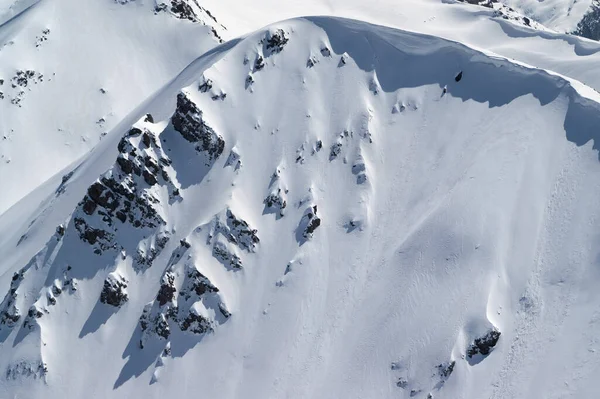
(4, 15, 600, 399)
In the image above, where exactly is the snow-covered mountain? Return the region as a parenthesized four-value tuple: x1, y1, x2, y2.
(3, 12, 600, 398)
(3, 1, 600, 398)
(0, 0, 225, 213)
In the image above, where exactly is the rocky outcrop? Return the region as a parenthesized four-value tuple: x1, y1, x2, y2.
(575, 0, 600, 40)
(298, 205, 321, 243)
(209, 209, 260, 253)
(263, 189, 287, 218)
(139, 247, 230, 348)
(172, 92, 225, 165)
(0, 267, 29, 330)
(100, 273, 129, 307)
(467, 328, 501, 358)
(72, 120, 178, 266)
(212, 241, 243, 269)
(264, 29, 289, 55)
(5, 360, 47, 381)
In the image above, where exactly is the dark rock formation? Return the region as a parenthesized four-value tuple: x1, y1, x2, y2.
(437, 360, 455, 379)
(100, 273, 129, 307)
(264, 29, 289, 54)
(263, 189, 287, 217)
(172, 92, 225, 164)
(212, 241, 243, 269)
(467, 328, 501, 358)
(575, 1, 600, 40)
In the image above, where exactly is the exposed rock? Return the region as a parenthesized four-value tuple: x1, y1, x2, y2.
(329, 142, 342, 160)
(263, 189, 287, 218)
(179, 307, 213, 334)
(467, 328, 501, 358)
(212, 241, 243, 269)
(100, 273, 129, 307)
(455, 71, 463, 82)
(254, 55, 265, 71)
(0, 268, 29, 329)
(171, 92, 225, 164)
(299, 205, 321, 240)
(575, 0, 600, 40)
(179, 267, 218, 300)
(22, 305, 44, 330)
(139, 259, 229, 348)
(225, 148, 242, 170)
(437, 360, 455, 379)
(198, 78, 213, 93)
(157, 272, 177, 306)
(264, 29, 289, 54)
(6, 360, 47, 381)
(209, 209, 260, 254)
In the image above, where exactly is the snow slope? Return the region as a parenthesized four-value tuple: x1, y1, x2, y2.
(0, 0, 225, 213)
(200, 0, 600, 93)
(3, 15, 600, 399)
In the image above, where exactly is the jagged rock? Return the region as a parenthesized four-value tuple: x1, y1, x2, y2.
(320, 46, 331, 57)
(467, 328, 501, 358)
(179, 307, 213, 334)
(134, 232, 171, 270)
(0, 268, 29, 328)
(157, 272, 177, 306)
(212, 241, 243, 269)
(180, 267, 218, 300)
(171, 92, 225, 164)
(224, 209, 260, 251)
(56, 224, 65, 237)
(208, 209, 260, 254)
(263, 189, 287, 217)
(329, 142, 342, 160)
(140, 306, 171, 348)
(339, 54, 347, 67)
(6, 361, 47, 380)
(73, 121, 175, 261)
(219, 303, 231, 318)
(299, 205, 321, 240)
(307, 56, 317, 68)
(437, 360, 455, 379)
(264, 29, 289, 54)
(254, 56, 265, 71)
(100, 273, 129, 307)
(314, 140, 323, 153)
(225, 148, 241, 170)
(198, 78, 213, 92)
(140, 259, 229, 348)
(22, 305, 44, 330)
(575, 1, 600, 40)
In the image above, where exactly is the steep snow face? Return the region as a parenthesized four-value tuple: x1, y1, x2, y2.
(2, 17, 600, 399)
(0, 0, 225, 213)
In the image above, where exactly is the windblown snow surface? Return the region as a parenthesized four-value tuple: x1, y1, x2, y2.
(3, 14, 600, 399)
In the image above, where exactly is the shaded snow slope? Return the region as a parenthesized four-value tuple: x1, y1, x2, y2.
(0, 0, 225, 213)
(3, 16, 600, 399)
